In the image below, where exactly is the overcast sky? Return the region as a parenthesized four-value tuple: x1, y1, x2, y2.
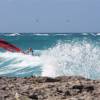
(0, 0, 100, 33)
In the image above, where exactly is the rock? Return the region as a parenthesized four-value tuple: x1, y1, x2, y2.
(35, 77, 59, 83)
(64, 91, 71, 96)
(72, 85, 84, 93)
(0, 76, 100, 100)
(29, 93, 38, 99)
(84, 86, 94, 92)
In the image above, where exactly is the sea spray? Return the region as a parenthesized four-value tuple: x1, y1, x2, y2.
(0, 52, 42, 77)
(0, 33, 100, 79)
(41, 41, 100, 79)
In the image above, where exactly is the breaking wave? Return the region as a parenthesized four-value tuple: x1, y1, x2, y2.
(0, 40, 100, 79)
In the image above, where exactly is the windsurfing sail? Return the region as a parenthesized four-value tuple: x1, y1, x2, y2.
(0, 39, 22, 52)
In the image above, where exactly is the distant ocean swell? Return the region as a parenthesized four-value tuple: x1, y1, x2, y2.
(0, 33, 100, 80)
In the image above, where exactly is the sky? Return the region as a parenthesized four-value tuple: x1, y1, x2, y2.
(0, 0, 100, 33)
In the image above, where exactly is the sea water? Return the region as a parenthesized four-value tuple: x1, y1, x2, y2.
(0, 33, 100, 80)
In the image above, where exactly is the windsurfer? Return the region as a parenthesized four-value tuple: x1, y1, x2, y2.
(26, 48, 34, 55)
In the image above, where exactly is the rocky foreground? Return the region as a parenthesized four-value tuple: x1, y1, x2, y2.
(0, 76, 100, 100)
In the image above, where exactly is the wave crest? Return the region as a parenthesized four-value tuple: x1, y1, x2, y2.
(0, 40, 100, 79)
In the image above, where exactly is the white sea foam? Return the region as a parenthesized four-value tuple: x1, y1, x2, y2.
(0, 52, 41, 75)
(4, 33, 20, 36)
(97, 33, 100, 35)
(33, 33, 49, 36)
(0, 41, 100, 79)
(82, 33, 88, 35)
(56, 33, 68, 36)
(41, 41, 100, 79)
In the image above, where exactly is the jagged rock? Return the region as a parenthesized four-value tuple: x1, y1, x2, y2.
(0, 76, 100, 100)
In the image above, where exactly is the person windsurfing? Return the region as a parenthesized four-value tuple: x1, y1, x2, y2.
(25, 48, 34, 55)
(0, 39, 34, 55)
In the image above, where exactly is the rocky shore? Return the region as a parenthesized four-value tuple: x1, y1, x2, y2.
(0, 76, 100, 100)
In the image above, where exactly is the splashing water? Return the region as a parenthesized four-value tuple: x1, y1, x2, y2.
(0, 52, 42, 77)
(0, 40, 100, 79)
(41, 41, 100, 79)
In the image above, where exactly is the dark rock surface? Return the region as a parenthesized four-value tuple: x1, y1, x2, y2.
(0, 76, 100, 100)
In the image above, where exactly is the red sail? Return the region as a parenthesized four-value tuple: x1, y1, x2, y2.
(0, 39, 22, 52)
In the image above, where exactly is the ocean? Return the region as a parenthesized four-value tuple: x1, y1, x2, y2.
(0, 33, 100, 80)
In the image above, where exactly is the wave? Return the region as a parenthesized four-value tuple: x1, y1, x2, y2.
(0, 52, 42, 77)
(33, 33, 49, 36)
(0, 40, 100, 79)
(0, 33, 99, 37)
(41, 41, 100, 79)
(3, 33, 21, 36)
(97, 33, 100, 36)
